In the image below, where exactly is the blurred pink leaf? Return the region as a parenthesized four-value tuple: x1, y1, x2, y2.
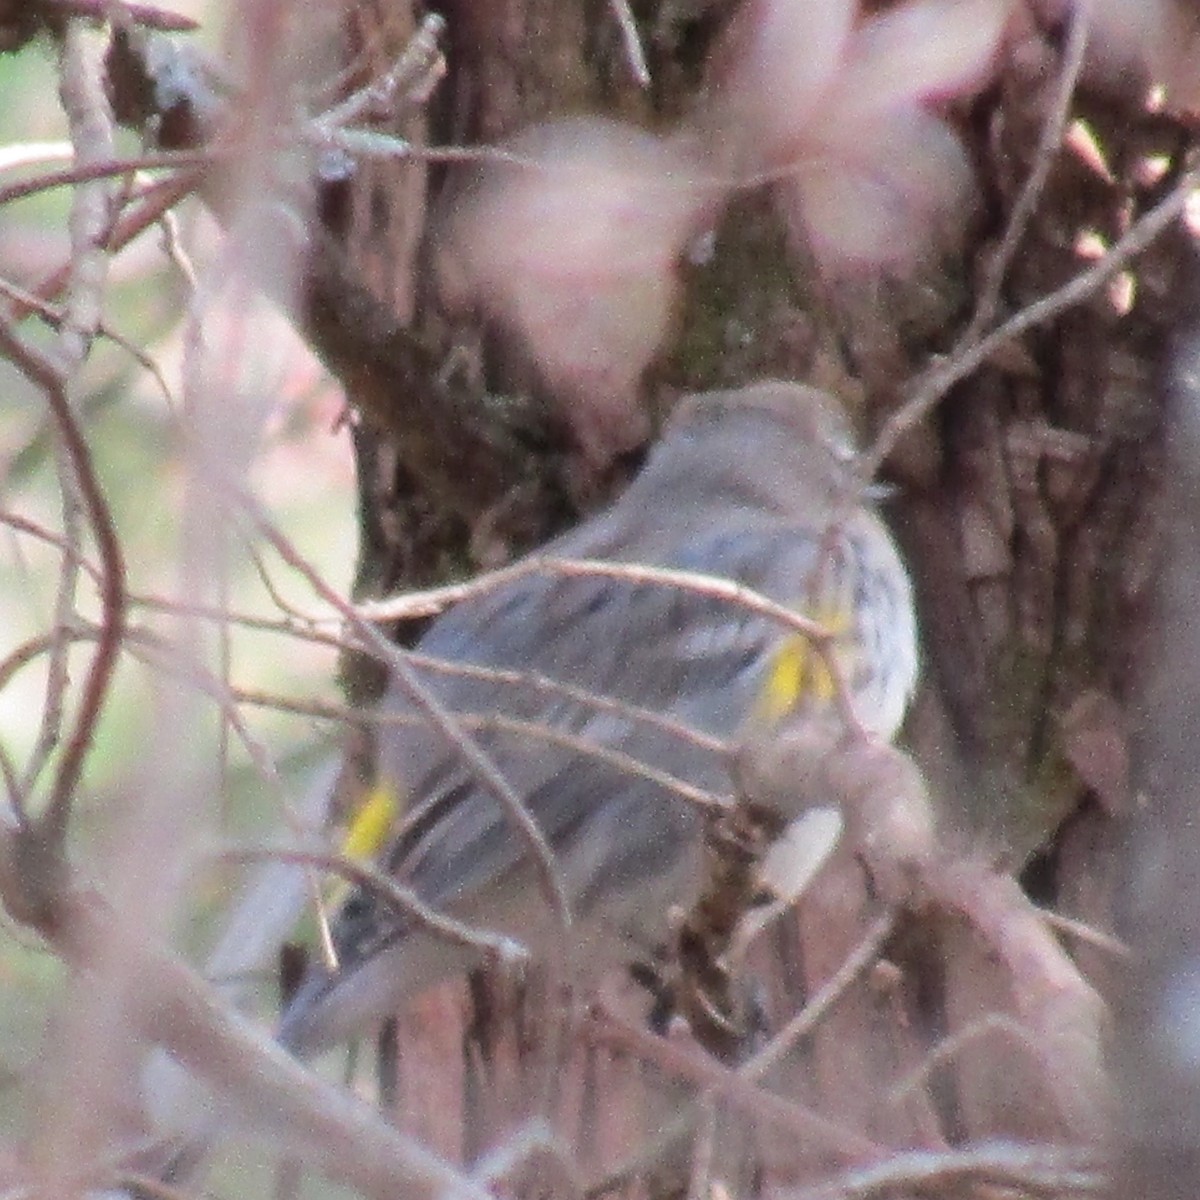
(781, 106, 972, 269)
(435, 118, 714, 465)
(706, 0, 1009, 273)
(709, 0, 856, 166)
(838, 0, 1009, 117)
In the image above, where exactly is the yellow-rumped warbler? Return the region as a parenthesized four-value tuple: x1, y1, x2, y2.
(279, 381, 918, 1053)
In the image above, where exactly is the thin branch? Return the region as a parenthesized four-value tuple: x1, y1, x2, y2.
(313, 12, 446, 130)
(124, 580, 733, 760)
(120, 631, 285, 792)
(0, 741, 24, 822)
(366, 705, 730, 815)
(131, 593, 342, 647)
(225, 845, 522, 967)
(966, 0, 1093, 339)
(584, 1004, 880, 1158)
(0, 141, 73, 172)
(38, 882, 495, 1200)
(0, 629, 84, 698)
(404, 653, 727, 756)
(794, 1141, 1103, 1200)
(8, 168, 203, 324)
(0, 614, 290, 811)
(608, 0, 651, 88)
(157, 206, 198, 291)
(0, 150, 211, 207)
(14, 24, 126, 846)
(238, 495, 573, 933)
(126, 585, 735, 771)
(26, 456, 83, 797)
(1037, 906, 1131, 959)
(358, 554, 859, 729)
(244, 535, 320, 624)
(863, 153, 1200, 478)
(233, 488, 589, 1120)
(887, 1013, 1040, 1107)
(57, 20, 118, 371)
(359, 554, 825, 637)
(741, 910, 896, 1080)
(0, 272, 176, 407)
(38, 0, 199, 33)
(0, 508, 104, 587)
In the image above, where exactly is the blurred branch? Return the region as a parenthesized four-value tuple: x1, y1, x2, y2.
(312, 12, 445, 129)
(796, 1141, 1103, 1200)
(0, 319, 125, 899)
(607, 0, 651, 88)
(0, 24, 127, 926)
(0, 271, 176, 401)
(585, 1002, 881, 1159)
(0, 0, 196, 46)
(742, 911, 896, 1080)
(1117, 317, 1200, 1195)
(104, 22, 570, 524)
(0, 148, 209, 206)
(235, 486, 574, 947)
(31, 877, 492, 1200)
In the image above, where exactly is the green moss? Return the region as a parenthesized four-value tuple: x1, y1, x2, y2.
(667, 196, 806, 391)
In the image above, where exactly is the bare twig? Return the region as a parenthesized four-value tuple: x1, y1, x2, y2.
(585, 1004, 880, 1158)
(130, 593, 342, 647)
(608, 0, 651, 88)
(1037, 906, 1131, 959)
(358, 554, 860, 729)
(0, 273, 175, 406)
(794, 1141, 1103, 1199)
(38, 0, 199, 33)
(967, 0, 1094, 339)
(863, 153, 1200, 478)
(42, 884, 495, 1200)
(887, 1013, 1040, 1107)
(0, 149, 210, 207)
(404, 653, 727, 756)
(226, 845, 523, 966)
(313, 12, 446, 130)
(0, 741, 24, 820)
(380, 706, 728, 813)
(56, 21, 118, 369)
(158, 207, 198, 291)
(4, 23, 128, 806)
(0, 629, 84, 698)
(17, 23, 115, 802)
(7, 168, 203, 324)
(0, 508, 104, 587)
(237, 493, 573, 937)
(203, 680, 726, 815)
(111, 576, 734, 760)
(0, 140, 73, 172)
(742, 911, 896, 1080)
(17, 24, 126, 845)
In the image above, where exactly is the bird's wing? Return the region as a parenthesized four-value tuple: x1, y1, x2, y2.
(334, 520, 832, 954)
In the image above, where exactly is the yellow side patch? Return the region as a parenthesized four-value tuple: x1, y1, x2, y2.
(315, 781, 402, 925)
(340, 780, 400, 862)
(756, 605, 850, 723)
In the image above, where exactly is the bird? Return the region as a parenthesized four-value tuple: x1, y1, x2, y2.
(277, 380, 918, 1055)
